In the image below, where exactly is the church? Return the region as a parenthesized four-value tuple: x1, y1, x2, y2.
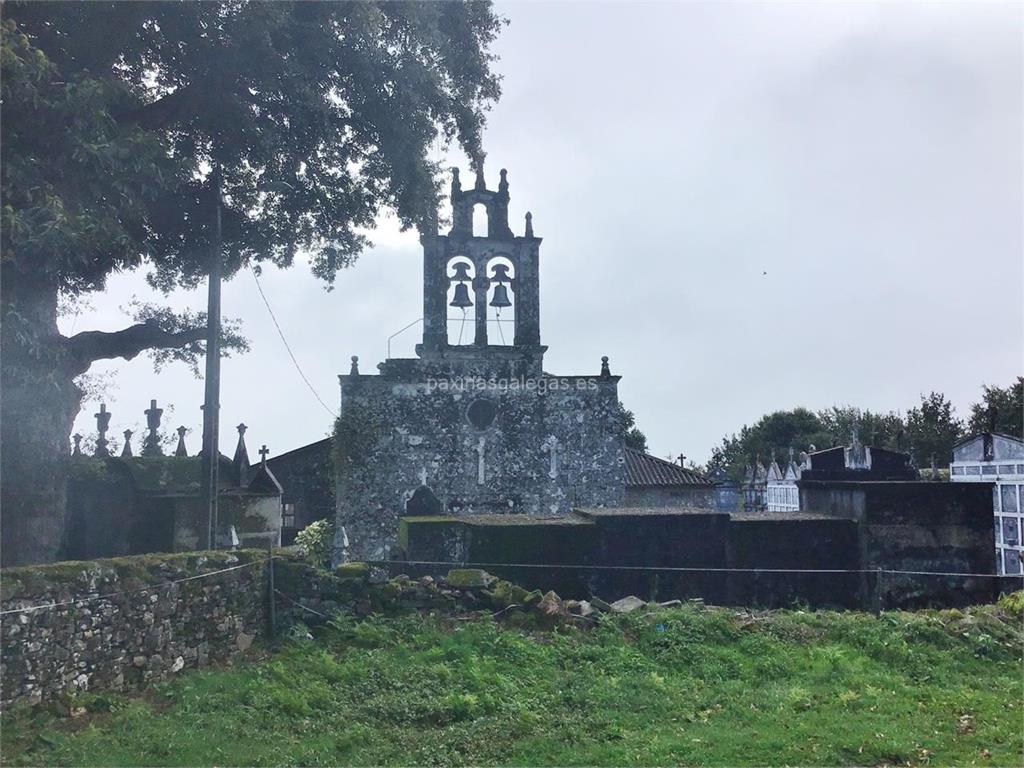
(333, 167, 627, 562)
(270, 167, 714, 562)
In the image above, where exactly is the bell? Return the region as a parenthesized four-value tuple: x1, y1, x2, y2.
(490, 263, 511, 283)
(450, 282, 473, 308)
(449, 261, 473, 281)
(490, 283, 512, 308)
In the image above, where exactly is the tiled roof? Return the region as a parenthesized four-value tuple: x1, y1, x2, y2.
(624, 447, 713, 487)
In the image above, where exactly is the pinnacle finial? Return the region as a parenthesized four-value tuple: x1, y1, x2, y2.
(450, 167, 461, 196)
(121, 429, 134, 458)
(600, 356, 611, 378)
(498, 168, 508, 194)
(72, 433, 83, 457)
(525, 211, 534, 238)
(175, 426, 188, 457)
(350, 355, 360, 376)
(474, 165, 486, 191)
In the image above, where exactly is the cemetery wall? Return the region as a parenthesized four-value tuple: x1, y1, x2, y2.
(1, 550, 268, 709)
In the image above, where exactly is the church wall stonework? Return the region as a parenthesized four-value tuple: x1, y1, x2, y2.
(335, 364, 625, 562)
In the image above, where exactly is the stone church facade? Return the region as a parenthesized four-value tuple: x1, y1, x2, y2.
(334, 167, 625, 562)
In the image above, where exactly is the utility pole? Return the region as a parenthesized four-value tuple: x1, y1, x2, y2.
(201, 171, 222, 550)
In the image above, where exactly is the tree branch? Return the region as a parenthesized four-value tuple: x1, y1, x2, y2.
(114, 84, 200, 131)
(66, 320, 204, 373)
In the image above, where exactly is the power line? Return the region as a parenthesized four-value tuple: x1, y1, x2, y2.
(0, 557, 275, 616)
(250, 267, 338, 419)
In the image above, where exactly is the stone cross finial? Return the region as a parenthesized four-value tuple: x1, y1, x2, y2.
(350, 356, 360, 376)
(525, 211, 534, 238)
(175, 426, 188, 457)
(259, 445, 270, 466)
(600, 356, 611, 379)
(121, 430, 134, 458)
(678, 454, 686, 467)
(94, 404, 111, 457)
(72, 434, 83, 457)
(143, 399, 164, 456)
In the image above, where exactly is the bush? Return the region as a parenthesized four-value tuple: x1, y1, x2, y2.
(294, 519, 335, 568)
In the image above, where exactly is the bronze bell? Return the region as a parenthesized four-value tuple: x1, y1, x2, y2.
(490, 263, 512, 283)
(449, 261, 473, 281)
(450, 282, 473, 308)
(490, 283, 512, 308)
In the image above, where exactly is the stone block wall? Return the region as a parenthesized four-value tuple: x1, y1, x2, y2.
(336, 367, 625, 563)
(1, 550, 268, 709)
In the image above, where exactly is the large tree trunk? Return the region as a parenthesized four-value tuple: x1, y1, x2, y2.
(1, 269, 206, 566)
(1, 272, 80, 566)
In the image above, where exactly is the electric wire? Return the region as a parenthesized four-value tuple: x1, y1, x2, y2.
(250, 267, 338, 418)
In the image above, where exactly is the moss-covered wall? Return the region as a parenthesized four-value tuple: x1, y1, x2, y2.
(1, 550, 269, 709)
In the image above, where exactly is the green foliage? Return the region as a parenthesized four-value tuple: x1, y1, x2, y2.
(2, 604, 1020, 767)
(996, 590, 1024, 619)
(905, 392, 964, 468)
(294, 519, 335, 569)
(968, 377, 1024, 437)
(708, 393, 974, 478)
(617, 406, 648, 452)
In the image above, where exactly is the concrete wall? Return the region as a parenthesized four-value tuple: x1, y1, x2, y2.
(623, 486, 719, 510)
(800, 481, 997, 607)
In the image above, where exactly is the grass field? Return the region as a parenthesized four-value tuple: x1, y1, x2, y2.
(2, 601, 1022, 767)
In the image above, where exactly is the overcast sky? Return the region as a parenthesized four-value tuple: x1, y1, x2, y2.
(63, 1, 1022, 464)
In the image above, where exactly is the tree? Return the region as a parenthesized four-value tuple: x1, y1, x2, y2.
(706, 408, 830, 480)
(1, 2, 504, 564)
(904, 392, 963, 467)
(816, 406, 906, 453)
(967, 377, 1024, 437)
(619, 408, 648, 453)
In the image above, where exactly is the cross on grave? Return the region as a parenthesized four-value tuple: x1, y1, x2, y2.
(541, 435, 562, 479)
(475, 438, 486, 485)
(143, 399, 164, 456)
(94, 404, 112, 457)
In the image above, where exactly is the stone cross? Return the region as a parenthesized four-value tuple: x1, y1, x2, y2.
(121, 430, 134, 458)
(475, 438, 486, 485)
(143, 399, 164, 456)
(94, 404, 111, 457)
(259, 445, 270, 466)
(541, 435, 562, 479)
(175, 426, 189, 457)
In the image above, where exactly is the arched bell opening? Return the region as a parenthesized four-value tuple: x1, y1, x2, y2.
(472, 203, 488, 238)
(446, 257, 476, 346)
(486, 256, 515, 346)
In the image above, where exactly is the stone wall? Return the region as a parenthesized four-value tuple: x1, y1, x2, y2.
(267, 438, 336, 544)
(336, 365, 625, 563)
(1, 550, 268, 709)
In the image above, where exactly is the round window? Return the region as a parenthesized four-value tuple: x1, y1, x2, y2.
(466, 399, 498, 430)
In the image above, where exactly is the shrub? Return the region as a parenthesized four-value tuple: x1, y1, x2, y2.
(294, 519, 335, 568)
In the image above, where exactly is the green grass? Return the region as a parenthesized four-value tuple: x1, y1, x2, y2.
(2, 603, 1022, 767)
